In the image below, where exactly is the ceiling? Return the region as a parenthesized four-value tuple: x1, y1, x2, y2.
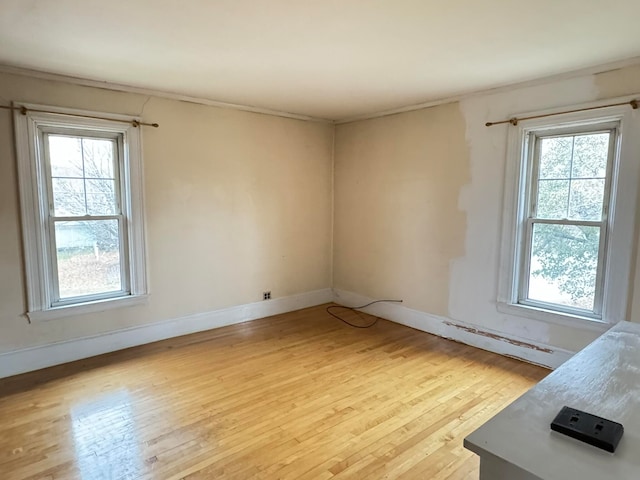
(1, 0, 640, 121)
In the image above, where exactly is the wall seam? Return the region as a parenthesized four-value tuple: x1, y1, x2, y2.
(329, 124, 336, 293)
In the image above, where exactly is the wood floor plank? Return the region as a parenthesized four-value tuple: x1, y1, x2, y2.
(0, 304, 548, 479)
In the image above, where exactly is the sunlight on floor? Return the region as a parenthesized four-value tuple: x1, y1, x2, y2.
(71, 390, 141, 480)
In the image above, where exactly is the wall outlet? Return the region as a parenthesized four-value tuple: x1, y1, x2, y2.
(550, 406, 624, 452)
(263, 291, 271, 300)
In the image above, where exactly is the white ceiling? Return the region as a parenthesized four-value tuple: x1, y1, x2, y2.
(1, 0, 640, 121)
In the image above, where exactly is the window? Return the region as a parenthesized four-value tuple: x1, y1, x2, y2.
(15, 105, 148, 321)
(499, 100, 640, 325)
(521, 126, 615, 316)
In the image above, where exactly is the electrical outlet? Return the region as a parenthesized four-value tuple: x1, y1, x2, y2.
(550, 406, 624, 452)
(263, 291, 271, 300)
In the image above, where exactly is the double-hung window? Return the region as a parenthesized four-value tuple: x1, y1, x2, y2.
(521, 126, 615, 316)
(499, 100, 640, 325)
(15, 105, 148, 321)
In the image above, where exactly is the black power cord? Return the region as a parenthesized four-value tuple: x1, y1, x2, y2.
(326, 299, 403, 328)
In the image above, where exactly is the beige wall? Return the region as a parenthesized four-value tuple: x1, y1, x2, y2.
(2, 63, 639, 363)
(0, 72, 333, 353)
(333, 104, 469, 316)
(334, 64, 640, 354)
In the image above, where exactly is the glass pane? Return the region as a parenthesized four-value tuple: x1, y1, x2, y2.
(48, 135, 119, 218)
(54, 220, 122, 299)
(569, 179, 605, 221)
(536, 180, 569, 219)
(82, 138, 115, 179)
(528, 223, 600, 311)
(49, 136, 83, 177)
(52, 178, 87, 216)
(539, 136, 572, 179)
(572, 133, 609, 179)
(86, 179, 117, 215)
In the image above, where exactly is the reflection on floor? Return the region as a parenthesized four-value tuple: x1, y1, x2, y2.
(72, 390, 140, 480)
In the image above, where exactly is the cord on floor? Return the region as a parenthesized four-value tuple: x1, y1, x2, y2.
(326, 299, 403, 328)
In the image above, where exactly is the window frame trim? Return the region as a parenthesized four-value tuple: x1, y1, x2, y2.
(14, 104, 149, 322)
(497, 97, 640, 328)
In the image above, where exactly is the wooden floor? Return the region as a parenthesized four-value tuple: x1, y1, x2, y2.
(0, 305, 547, 480)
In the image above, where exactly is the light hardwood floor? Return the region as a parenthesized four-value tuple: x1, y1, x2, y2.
(0, 305, 548, 480)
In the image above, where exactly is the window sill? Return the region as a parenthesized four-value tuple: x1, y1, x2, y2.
(27, 294, 148, 322)
(496, 301, 613, 333)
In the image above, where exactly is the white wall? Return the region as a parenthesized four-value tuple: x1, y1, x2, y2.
(334, 64, 640, 366)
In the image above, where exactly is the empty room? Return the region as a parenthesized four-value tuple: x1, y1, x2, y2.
(1, 1, 640, 479)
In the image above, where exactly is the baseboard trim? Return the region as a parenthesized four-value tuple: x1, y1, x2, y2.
(0, 288, 333, 379)
(332, 289, 574, 369)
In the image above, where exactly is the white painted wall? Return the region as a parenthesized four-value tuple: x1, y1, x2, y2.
(334, 64, 640, 365)
(452, 67, 640, 352)
(451, 76, 607, 353)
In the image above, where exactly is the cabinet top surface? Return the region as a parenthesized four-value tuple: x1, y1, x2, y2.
(465, 321, 640, 480)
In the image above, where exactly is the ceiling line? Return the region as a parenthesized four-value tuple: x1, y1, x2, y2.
(0, 64, 333, 124)
(334, 56, 640, 125)
(1, 55, 640, 125)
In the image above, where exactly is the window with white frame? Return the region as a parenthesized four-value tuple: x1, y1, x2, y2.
(15, 105, 148, 321)
(499, 100, 640, 325)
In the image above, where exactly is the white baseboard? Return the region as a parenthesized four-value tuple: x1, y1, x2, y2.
(0, 286, 573, 379)
(332, 289, 574, 369)
(0, 288, 333, 379)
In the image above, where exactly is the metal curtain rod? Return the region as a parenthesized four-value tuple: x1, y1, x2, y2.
(485, 99, 639, 127)
(0, 104, 159, 128)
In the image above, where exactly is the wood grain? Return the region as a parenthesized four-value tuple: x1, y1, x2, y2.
(0, 305, 547, 479)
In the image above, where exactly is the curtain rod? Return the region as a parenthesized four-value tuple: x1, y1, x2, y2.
(0, 104, 159, 128)
(485, 99, 638, 127)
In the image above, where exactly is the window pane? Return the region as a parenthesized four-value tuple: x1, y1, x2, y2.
(572, 133, 609, 179)
(54, 220, 122, 299)
(536, 180, 569, 219)
(535, 132, 611, 222)
(49, 136, 118, 218)
(86, 179, 117, 215)
(539, 136, 572, 179)
(52, 178, 87, 216)
(568, 179, 605, 221)
(527, 223, 600, 311)
(82, 138, 115, 179)
(49, 136, 83, 177)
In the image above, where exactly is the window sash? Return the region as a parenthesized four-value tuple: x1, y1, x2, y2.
(41, 131, 124, 217)
(518, 219, 606, 317)
(517, 127, 617, 318)
(48, 216, 131, 306)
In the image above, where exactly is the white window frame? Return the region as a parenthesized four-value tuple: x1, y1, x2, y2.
(498, 98, 640, 328)
(14, 104, 148, 321)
